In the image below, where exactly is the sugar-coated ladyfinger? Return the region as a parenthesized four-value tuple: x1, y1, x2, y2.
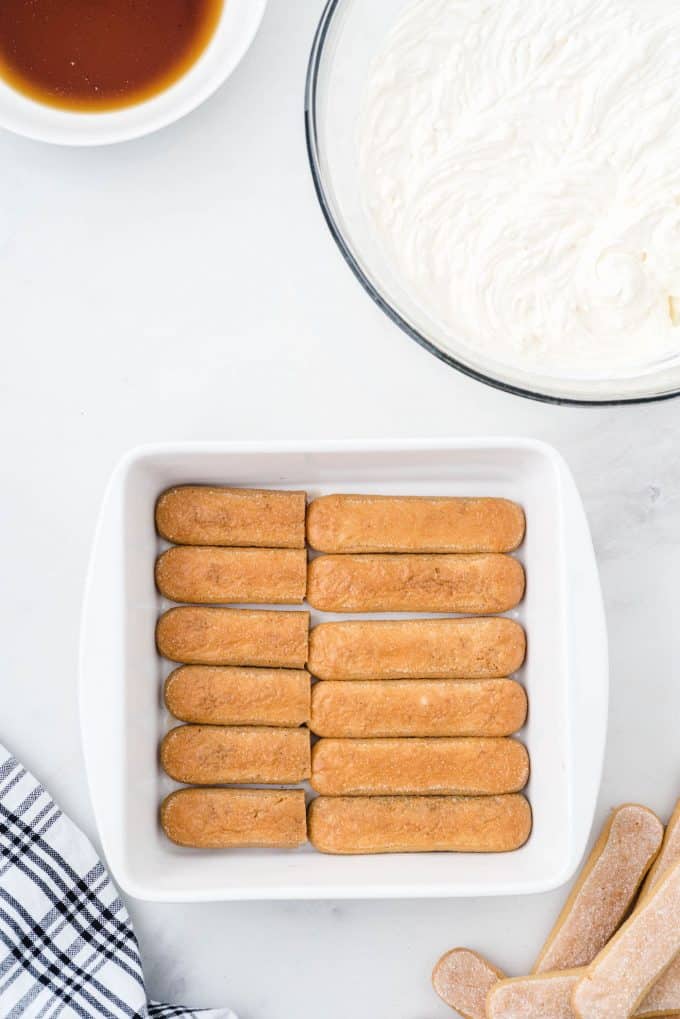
(306, 553, 525, 614)
(156, 606, 309, 668)
(637, 955, 680, 1017)
(306, 494, 525, 554)
(164, 666, 311, 727)
(572, 859, 680, 1019)
(308, 794, 532, 854)
(487, 968, 680, 1019)
(634, 800, 680, 1015)
(488, 971, 580, 1019)
(432, 949, 506, 1019)
(155, 547, 307, 604)
(533, 804, 663, 973)
(310, 737, 529, 796)
(639, 798, 680, 903)
(310, 679, 527, 738)
(307, 617, 525, 680)
(161, 787, 307, 849)
(160, 725, 311, 784)
(156, 486, 306, 548)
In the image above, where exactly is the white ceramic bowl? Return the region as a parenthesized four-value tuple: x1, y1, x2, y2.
(0, 0, 267, 146)
(80, 438, 608, 901)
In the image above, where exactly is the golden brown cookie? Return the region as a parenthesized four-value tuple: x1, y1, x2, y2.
(307, 553, 524, 614)
(307, 617, 526, 680)
(306, 494, 525, 553)
(309, 679, 527, 738)
(160, 724, 311, 784)
(310, 737, 529, 796)
(155, 546, 307, 604)
(164, 666, 311, 726)
(156, 606, 309, 668)
(156, 486, 306, 548)
(160, 787, 307, 848)
(308, 794, 532, 854)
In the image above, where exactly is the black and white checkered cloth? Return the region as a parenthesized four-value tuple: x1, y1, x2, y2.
(0, 745, 237, 1019)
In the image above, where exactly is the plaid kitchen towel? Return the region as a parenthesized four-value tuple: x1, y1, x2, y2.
(0, 744, 237, 1019)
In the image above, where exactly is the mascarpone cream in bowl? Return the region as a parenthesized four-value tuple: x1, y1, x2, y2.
(306, 0, 680, 402)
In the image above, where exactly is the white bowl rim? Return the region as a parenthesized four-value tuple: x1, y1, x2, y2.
(0, 0, 267, 146)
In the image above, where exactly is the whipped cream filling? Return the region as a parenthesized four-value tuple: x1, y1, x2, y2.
(359, 0, 680, 378)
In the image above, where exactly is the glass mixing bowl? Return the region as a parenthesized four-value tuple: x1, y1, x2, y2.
(305, 0, 680, 405)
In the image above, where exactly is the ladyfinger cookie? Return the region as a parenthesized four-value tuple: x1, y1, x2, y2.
(488, 971, 579, 1019)
(308, 794, 532, 854)
(484, 803, 680, 1019)
(306, 553, 525, 614)
(155, 547, 307, 605)
(156, 486, 306, 548)
(310, 737, 529, 796)
(533, 804, 663, 973)
(634, 800, 680, 1016)
(487, 969, 680, 1019)
(307, 617, 526, 680)
(572, 859, 680, 1019)
(156, 606, 309, 668)
(638, 956, 680, 1017)
(306, 494, 525, 554)
(161, 787, 307, 849)
(160, 725, 311, 784)
(310, 679, 527, 738)
(433, 949, 506, 1019)
(639, 799, 680, 903)
(164, 666, 311, 727)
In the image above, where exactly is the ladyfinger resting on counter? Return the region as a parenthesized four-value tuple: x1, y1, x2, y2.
(532, 804, 663, 973)
(432, 799, 680, 1019)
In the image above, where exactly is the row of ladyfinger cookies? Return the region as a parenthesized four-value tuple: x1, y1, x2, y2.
(156, 611, 526, 678)
(156, 545, 525, 613)
(433, 801, 680, 1019)
(160, 727, 529, 795)
(155, 486, 526, 554)
(161, 789, 532, 854)
(164, 667, 528, 737)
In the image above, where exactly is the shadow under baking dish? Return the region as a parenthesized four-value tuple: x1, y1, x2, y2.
(79, 439, 608, 901)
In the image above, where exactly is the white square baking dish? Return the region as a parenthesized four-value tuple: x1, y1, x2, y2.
(79, 438, 608, 901)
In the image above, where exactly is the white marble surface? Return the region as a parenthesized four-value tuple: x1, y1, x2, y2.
(1, 2, 680, 1016)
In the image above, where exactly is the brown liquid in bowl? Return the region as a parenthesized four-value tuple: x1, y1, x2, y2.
(0, 0, 224, 112)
